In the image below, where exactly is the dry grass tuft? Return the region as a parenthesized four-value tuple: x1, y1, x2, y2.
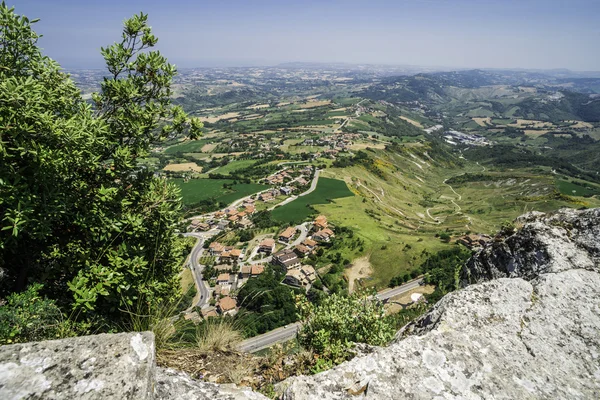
(224, 362, 252, 384)
(196, 318, 243, 353)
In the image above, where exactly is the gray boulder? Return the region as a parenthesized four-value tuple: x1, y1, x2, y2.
(155, 367, 267, 400)
(0, 332, 155, 400)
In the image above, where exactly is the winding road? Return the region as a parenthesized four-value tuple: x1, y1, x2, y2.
(183, 230, 220, 308)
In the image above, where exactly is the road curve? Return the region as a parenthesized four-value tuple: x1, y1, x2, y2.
(183, 232, 217, 308)
(237, 278, 424, 353)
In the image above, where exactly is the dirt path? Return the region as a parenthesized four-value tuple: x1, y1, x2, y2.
(443, 178, 462, 201)
(345, 256, 373, 293)
(426, 206, 442, 223)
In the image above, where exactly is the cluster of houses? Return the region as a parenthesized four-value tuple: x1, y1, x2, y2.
(455, 233, 492, 250)
(189, 200, 257, 232)
(201, 295, 238, 318)
(311, 215, 335, 242)
(215, 202, 256, 229)
(267, 215, 334, 290)
(266, 169, 293, 185)
(303, 133, 359, 151)
(201, 263, 267, 318)
(259, 188, 284, 203)
(208, 242, 244, 263)
(272, 247, 318, 290)
(261, 165, 313, 201)
(194, 211, 339, 316)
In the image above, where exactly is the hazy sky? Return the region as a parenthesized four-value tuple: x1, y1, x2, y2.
(11, 0, 600, 71)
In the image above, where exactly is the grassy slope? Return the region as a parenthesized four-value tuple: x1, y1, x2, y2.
(310, 145, 600, 288)
(211, 159, 258, 175)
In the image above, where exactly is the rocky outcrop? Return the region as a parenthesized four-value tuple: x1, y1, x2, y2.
(0, 331, 267, 400)
(155, 367, 267, 400)
(279, 208, 600, 399)
(463, 208, 600, 284)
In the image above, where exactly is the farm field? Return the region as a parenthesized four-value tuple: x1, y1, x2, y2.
(556, 180, 600, 197)
(211, 159, 259, 175)
(163, 162, 203, 172)
(164, 139, 210, 154)
(271, 177, 354, 223)
(171, 178, 268, 205)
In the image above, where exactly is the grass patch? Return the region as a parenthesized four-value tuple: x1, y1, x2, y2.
(171, 178, 268, 205)
(196, 318, 243, 353)
(556, 180, 600, 197)
(466, 107, 494, 117)
(164, 139, 210, 154)
(212, 159, 258, 175)
(271, 177, 354, 223)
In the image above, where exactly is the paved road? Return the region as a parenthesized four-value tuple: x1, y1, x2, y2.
(183, 230, 219, 308)
(237, 278, 424, 353)
(375, 279, 423, 302)
(291, 223, 309, 246)
(299, 169, 320, 197)
(238, 323, 302, 353)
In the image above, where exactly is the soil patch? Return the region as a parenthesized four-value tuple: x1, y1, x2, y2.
(345, 256, 373, 293)
(163, 162, 203, 173)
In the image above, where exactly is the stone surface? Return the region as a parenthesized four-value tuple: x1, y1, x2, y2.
(463, 207, 600, 284)
(155, 367, 268, 400)
(0, 332, 155, 400)
(279, 208, 600, 399)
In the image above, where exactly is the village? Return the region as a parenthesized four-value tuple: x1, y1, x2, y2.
(188, 212, 335, 319)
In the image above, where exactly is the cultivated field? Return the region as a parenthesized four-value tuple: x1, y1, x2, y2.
(171, 178, 268, 205)
(211, 159, 258, 175)
(198, 112, 240, 123)
(472, 117, 492, 127)
(163, 162, 203, 173)
(400, 116, 424, 128)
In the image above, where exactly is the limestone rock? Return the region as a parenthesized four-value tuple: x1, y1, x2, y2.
(463, 207, 600, 284)
(154, 367, 268, 400)
(280, 270, 600, 399)
(0, 332, 155, 400)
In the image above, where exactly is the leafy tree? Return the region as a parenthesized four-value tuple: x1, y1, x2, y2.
(297, 291, 395, 364)
(236, 267, 300, 337)
(421, 246, 472, 299)
(0, 5, 201, 328)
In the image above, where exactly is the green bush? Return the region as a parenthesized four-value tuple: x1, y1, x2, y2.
(0, 284, 80, 345)
(297, 292, 395, 364)
(0, 5, 201, 329)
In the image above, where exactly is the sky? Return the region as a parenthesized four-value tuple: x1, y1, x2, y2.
(10, 0, 600, 71)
